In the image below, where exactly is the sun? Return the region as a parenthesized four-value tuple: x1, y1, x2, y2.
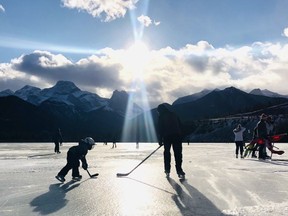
(123, 41, 150, 78)
(127, 41, 149, 56)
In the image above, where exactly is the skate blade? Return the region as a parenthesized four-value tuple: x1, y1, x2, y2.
(178, 175, 185, 180)
(55, 176, 65, 183)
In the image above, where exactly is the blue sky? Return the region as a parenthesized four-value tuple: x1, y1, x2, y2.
(1, 0, 288, 108)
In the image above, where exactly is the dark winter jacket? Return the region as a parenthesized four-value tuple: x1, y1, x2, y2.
(256, 120, 268, 139)
(68, 141, 88, 164)
(157, 104, 183, 142)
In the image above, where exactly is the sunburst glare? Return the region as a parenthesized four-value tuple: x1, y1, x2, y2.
(123, 40, 150, 79)
(121, 39, 157, 142)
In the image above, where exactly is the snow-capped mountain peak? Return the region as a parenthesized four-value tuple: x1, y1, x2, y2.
(0, 81, 143, 116)
(41, 80, 80, 96)
(250, 88, 288, 98)
(14, 85, 41, 101)
(0, 89, 14, 97)
(173, 88, 218, 105)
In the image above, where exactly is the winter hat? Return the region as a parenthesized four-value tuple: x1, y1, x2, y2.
(260, 113, 268, 119)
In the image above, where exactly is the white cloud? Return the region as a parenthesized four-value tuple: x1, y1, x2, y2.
(137, 15, 152, 27)
(0, 4, 5, 13)
(2, 41, 288, 108)
(137, 15, 161, 27)
(154, 20, 161, 26)
(283, 27, 288, 37)
(61, 0, 139, 22)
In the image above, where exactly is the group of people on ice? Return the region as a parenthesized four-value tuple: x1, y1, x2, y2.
(233, 113, 285, 160)
(54, 105, 286, 183)
(55, 102, 186, 183)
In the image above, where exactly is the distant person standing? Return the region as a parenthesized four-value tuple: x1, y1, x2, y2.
(157, 103, 185, 179)
(233, 124, 246, 158)
(112, 133, 117, 149)
(255, 113, 268, 160)
(53, 128, 63, 154)
(112, 141, 117, 149)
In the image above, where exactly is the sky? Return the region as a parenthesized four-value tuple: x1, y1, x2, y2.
(1, 0, 288, 109)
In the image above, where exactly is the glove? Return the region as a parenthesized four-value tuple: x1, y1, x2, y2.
(82, 163, 88, 170)
(158, 142, 163, 146)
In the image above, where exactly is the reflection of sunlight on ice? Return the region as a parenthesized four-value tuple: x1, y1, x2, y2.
(118, 179, 152, 215)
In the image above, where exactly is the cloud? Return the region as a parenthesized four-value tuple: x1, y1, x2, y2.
(0, 4, 5, 13)
(154, 20, 161, 26)
(283, 27, 288, 37)
(61, 0, 139, 22)
(9, 50, 124, 92)
(2, 41, 288, 108)
(137, 15, 152, 27)
(137, 15, 161, 27)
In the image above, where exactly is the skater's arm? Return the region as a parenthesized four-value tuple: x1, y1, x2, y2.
(81, 156, 88, 170)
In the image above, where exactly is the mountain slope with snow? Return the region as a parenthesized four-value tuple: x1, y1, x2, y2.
(250, 88, 288, 98)
(0, 81, 142, 114)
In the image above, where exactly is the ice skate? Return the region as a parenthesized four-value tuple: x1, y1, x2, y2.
(165, 171, 170, 178)
(55, 175, 65, 183)
(72, 175, 82, 181)
(177, 171, 185, 180)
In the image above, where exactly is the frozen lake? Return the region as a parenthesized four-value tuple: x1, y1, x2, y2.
(1, 142, 288, 216)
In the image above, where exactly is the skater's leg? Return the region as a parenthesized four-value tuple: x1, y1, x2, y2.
(58, 162, 72, 177)
(71, 160, 80, 177)
(57, 153, 73, 177)
(55, 142, 60, 153)
(240, 141, 244, 158)
(235, 142, 240, 158)
(258, 144, 265, 159)
(54, 142, 58, 153)
(163, 139, 172, 173)
(172, 138, 184, 174)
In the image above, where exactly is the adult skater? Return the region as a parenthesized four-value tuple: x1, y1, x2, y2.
(233, 124, 246, 158)
(55, 137, 96, 182)
(53, 128, 63, 154)
(157, 103, 185, 179)
(255, 113, 269, 160)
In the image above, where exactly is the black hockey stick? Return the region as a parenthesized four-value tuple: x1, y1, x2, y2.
(116, 145, 162, 177)
(86, 169, 99, 178)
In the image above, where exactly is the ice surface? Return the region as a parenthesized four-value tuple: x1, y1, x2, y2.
(0, 142, 288, 216)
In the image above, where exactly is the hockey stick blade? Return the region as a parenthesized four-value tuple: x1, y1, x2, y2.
(90, 173, 99, 178)
(116, 173, 129, 177)
(86, 169, 99, 178)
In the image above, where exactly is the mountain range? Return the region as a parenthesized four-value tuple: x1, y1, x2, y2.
(1, 81, 288, 142)
(0, 81, 142, 116)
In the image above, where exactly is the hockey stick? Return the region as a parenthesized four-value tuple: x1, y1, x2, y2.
(86, 169, 99, 178)
(116, 145, 162, 177)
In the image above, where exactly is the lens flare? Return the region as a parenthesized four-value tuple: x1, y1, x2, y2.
(121, 0, 157, 143)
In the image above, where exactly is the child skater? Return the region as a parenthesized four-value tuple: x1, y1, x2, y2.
(55, 137, 96, 182)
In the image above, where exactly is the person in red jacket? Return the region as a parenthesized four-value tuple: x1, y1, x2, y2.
(55, 137, 95, 182)
(157, 103, 185, 179)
